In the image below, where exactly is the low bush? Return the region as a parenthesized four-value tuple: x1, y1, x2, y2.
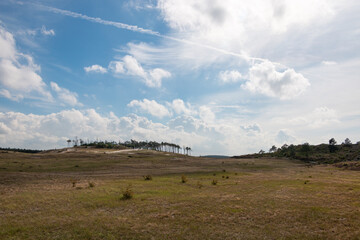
(143, 175, 152, 181)
(181, 175, 187, 183)
(121, 186, 133, 200)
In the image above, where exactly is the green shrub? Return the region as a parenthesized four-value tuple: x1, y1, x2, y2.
(121, 186, 133, 200)
(181, 175, 187, 183)
(143, 175, 152, 181)
(197, 181, 203, 189)
(88, 182, 95, 188)
(212, 179, 218, 185)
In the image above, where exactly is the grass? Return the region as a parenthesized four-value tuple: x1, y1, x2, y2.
(0, 148, 360, 239)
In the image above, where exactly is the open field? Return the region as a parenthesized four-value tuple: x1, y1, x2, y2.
(1, 148, 360, 239)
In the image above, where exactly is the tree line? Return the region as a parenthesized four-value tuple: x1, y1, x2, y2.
(255, 137, 359, 163)
(67, 137, 192, 155)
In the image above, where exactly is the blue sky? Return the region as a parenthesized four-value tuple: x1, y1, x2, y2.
(0, 0, 359, 155)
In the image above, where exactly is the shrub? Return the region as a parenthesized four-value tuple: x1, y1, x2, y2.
(121, 186, 133, 200)
(88, 182, 95, 188)
(143, 175, 152, 181)
(213, 173, 216, 176)
(181, 175, 187, 183)
(197, 181, 203, 189)
(226, 176, 229, 179)
(222, 169, 226, 172)
(212, 179, 218, 185)
(222, 176, 225, 178)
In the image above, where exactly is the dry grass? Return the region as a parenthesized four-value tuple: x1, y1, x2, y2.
(0, 149, 360, 239)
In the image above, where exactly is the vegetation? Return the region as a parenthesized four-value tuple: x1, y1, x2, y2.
(234, 138, 360, 164)
(121, 185, 133, 200)
(0, 148, 360, 239)
(67, 137, 193, 155)
(0, 147, 43, 153)
(181, 175, 187, 183)
(143, 175, 153, 181)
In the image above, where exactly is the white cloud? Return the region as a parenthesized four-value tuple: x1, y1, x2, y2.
(84, 64, 107, 73)
(218, 70, 243, 84)
(0, 26, 16, 60)
(50, 82, 82, 106)
(122, 55, 147, 78)
(148, 68, 171, 88)
(168, 99, 195, 115)
(128, 99, 171, 118)
(0, 109, 272, 155)
(321, 61, 337, 66)
(0, 89, 23, 101)
(0, 25, 52, 101)
(244, 60, 310, 99)
(108, 55, 171, 88)
(40, 25, 55, 36)
(289, 107, 340, 129)
(199, 106, 215, 123)
(276, 130, 296, 144)
(108, 61, 125, 74)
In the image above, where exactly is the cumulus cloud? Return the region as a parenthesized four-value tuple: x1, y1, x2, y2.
(108, 61, 125, 74)
(128, 99, 171, 118)
(218, 70, 243, 84)
(50, 82, 82, 106)
(0, 109, 274, 155)
(108, 55, 171, 88)
(0, 25, 53, 101)
(199, 106, 215, 123)
(168, 99, 195, 115)
(244, 60, 310, 99)
(84, 64, 107, 73)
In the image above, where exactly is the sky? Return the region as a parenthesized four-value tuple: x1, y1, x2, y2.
(0, 0, 359, 155)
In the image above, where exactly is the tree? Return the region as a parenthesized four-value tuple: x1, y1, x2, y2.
(67, 139, 71, 147)
(288, 144, 296, 158)
(328, 138, 337, 153)
(269, 145, 277, 153)
(343, 138, 352, 146)
(300, 143, 311, 158)
(258, 149, 265, 154)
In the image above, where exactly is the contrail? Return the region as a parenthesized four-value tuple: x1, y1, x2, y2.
(29, 2, 283, 67)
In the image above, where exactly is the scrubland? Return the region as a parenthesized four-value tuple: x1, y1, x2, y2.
(0, 148, 359, 239)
